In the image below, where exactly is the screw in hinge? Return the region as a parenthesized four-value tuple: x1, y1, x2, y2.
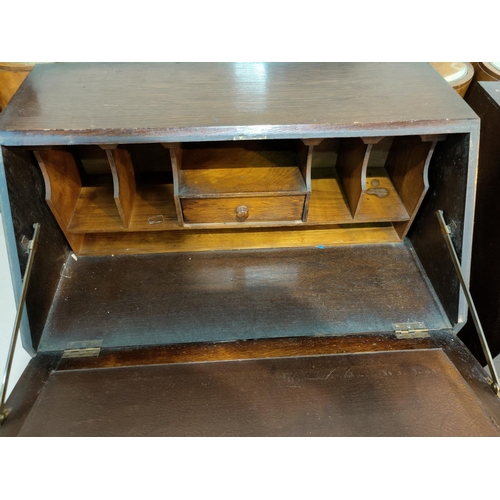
(0, 408, 10, 427)
(492, 382, 500, 397)
(21, 235, 30, 252)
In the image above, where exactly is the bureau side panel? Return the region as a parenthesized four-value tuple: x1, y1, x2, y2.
(0, 146, 70, 352)
(408, 131, 477, 332)
(459, 83, 500, 363)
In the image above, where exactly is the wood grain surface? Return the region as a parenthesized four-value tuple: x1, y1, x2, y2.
(15, 348, 500, 436)
(408, 132, 474, 331)
(3, 330, 500, 437)
(181, 195, 305, 224)
(78, 225, 401, 255)
(307, 178, 353, 224)
(459, 82, 500, 362)
(68, 184, 179, 233)
(37, 243, 448, 351)
(181, 140, 300, 169)
(179, 167, 306, 197)
(34, 149, 84, 252)
(0, 62, 34, 111)
(0, 63, 477, 145)
(0, 147, 72, 352)
(106, 147, 136, 227)
(353, 167, 410, 222)
(336, 137, 368, 215)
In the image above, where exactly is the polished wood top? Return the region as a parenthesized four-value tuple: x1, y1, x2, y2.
(0, 63, 477, 145)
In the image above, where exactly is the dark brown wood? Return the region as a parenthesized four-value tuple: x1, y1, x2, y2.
(0, 147, 71, 352)
(0, 353, 60, 437)
(0, 63, 477, 145)
(0, 63, 486, 436)
(13, 344, 500, 436)
(58, 332, 438, 370)
(36, 244, 448, 352)
(4, 331, 500, 437)
(459, 82, 500, 363)
(409, 132, 475, 331)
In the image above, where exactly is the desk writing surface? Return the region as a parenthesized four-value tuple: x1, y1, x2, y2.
(0, 62, 477, 143)
(16, 348, 500, 437)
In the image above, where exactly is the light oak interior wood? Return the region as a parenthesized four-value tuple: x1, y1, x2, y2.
(106, 147, 136, 227)
(32, 135, 443, 255)
(33, 149, 84, 252)
(179, 167, 306, 197)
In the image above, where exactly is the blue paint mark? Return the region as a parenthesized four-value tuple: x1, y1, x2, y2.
(316, 245, 325, 249)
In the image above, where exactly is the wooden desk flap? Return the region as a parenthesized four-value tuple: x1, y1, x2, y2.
(14, 348, 500, 436)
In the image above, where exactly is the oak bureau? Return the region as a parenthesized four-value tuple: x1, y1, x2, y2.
(1, 62, 499, 436)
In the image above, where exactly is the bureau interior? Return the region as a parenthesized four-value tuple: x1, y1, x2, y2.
(26, 135, 445, 256)
(1, 133, 468, 352)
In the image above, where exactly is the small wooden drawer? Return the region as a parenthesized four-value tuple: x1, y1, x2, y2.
(181, 196, 305, 224)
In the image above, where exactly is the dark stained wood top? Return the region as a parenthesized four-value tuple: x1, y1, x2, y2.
(0, 63, 477, 145)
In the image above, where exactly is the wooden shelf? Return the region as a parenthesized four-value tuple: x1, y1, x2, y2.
(179, 167, 307, 198)
(79, 225, 401, 255)
(353, 167, 410, 222)
(32, 135, 442, 254)
(68, 184, 179, 233)
(308, 178, 353, 224)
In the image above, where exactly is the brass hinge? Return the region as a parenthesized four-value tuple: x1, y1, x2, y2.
(393, 322, 430, 339)
(62, 340, 102, 359)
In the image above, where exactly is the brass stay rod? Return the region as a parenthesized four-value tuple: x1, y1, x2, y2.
(436, 210, 500, 395)
(0, 223, 40, 426)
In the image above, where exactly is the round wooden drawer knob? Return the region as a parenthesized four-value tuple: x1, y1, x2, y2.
(235, 205, 249, 221)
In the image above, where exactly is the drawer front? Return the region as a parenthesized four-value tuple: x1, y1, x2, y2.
(182, 196, 305, 224)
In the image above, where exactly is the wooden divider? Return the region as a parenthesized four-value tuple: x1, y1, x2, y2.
(387, 135, 446, 238)
(34, 148, 85, 253)
(101, 145, 136, 228)
(31, 137, 447, 256)
(163, 143, 184, 226)
(298, 139, 321, 221)
(336, 137, 379, 217)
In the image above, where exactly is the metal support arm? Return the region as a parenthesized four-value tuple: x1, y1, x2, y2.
(0, 223, 40, 426)
(437, 210, 500, 396)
